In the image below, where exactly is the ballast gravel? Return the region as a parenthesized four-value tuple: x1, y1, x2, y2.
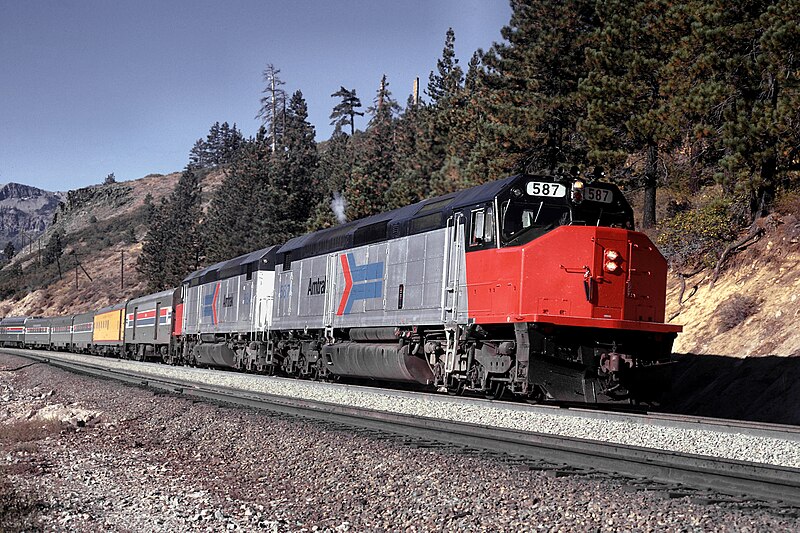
(1, 353, 798, 532)
(11, 349, 800, 469)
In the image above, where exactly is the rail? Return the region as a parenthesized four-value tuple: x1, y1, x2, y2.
(4, 349, 800, 508)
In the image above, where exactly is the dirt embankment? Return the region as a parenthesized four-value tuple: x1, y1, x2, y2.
(666, 214, 800, 357)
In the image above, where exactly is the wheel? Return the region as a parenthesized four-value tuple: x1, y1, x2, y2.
(447, 380, 465, 396)
(526, 385, 546, 405)
(484, 381, 506, 401)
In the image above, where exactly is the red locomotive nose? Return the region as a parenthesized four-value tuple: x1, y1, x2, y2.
(464, 225, 678, 331)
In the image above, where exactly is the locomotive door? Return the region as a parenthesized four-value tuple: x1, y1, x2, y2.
(441, 213, 466, 324)
(441, 213, 466, 375)
(276, 270, 294, 318)
(323, 253, 338, 334)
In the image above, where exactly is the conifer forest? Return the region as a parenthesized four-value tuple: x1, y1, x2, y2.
(138, 0, 800, 291)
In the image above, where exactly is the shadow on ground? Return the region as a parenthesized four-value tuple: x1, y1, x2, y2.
(662, 353, 800, 426)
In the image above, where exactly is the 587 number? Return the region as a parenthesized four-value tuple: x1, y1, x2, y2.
(526, 182, 565, 197)
(585, 187, 612, 203)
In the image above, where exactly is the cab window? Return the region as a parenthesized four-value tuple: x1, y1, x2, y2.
(469, 206, 495, 247)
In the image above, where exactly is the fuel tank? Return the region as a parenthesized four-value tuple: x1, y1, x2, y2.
(323, 342, 434, 385)
(193, 342, 237, 368)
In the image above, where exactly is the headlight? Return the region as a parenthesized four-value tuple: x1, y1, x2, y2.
(604, 249, 621, 273)
(571, 179, 585, 204)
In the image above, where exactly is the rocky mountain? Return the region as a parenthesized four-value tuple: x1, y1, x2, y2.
(0, 182, 65, 254)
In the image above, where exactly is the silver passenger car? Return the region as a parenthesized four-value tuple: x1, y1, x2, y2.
(23, 317, 51, 349)
(0, 316, 27, 347)
(49, 315, 73, 350)
(124, 289, 175, 360)
(71, 311, 94, 352)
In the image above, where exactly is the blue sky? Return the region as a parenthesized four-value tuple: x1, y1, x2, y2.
(0, 1, 511, 191)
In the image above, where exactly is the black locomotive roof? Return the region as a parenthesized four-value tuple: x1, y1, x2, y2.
(182, 245, 279, 286)
(276, 175, 520, 263)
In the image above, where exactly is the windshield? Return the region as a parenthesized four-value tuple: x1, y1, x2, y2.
(499, 190, 634, 246)
(501, 200, 569, 245)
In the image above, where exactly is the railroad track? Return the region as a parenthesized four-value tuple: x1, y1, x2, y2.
(5, 348, 800, 509)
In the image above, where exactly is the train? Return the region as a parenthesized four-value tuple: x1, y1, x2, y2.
(0, 172, 682, 403)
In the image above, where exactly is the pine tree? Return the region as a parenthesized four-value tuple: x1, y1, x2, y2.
(256, 64, 287, 152)
(43, 229, 65, 266)
(138, 167, 204, 290)
(219, 122, 244, 163)
(580, 0, 687, 228)
(143, 193, 156, 223)
(455, 51, 504, 187)
(424, 28, 467, 196)
(330, 87, 364, 135)
(671, 0, 800, 216)
(189, 122, 244, 168)
(346, 75, 400, 220)
(482, 0, 599, 173)
(308, 127, 355, 230)
(270, 90, 320, 237)
(426, 28, 464, 105)
(203, 140, 266, 263)
(188, 138, 209, 168)
(138, 197, 169, 289)
(204, 103, 317, 263)
(3, 241, 15, 261)
(389, 98, 437, 206)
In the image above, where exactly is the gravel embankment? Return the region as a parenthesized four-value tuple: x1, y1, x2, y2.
(2, 352, 799, 532)
(11, 349, 800, 469)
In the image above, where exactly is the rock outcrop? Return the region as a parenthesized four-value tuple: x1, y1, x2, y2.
(0, 183, 65, 252)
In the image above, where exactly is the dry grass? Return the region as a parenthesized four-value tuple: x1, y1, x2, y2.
(0, 418, 62, 445)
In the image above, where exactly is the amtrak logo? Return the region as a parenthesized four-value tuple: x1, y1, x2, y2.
(337, 253, 384, 315)
(202, 283, 220, 325)
(307, 277, 326, 296)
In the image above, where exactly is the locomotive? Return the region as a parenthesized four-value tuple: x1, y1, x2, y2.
(0, 172, 681, 403)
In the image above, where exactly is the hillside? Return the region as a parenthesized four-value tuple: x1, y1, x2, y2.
(666, 213, 800, 357)
(0, 169, 224, 317)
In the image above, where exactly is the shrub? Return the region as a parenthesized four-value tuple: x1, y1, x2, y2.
(717, 294, 760, 333)
(657, 195, 748, 268)
(774, 188, 800, 216)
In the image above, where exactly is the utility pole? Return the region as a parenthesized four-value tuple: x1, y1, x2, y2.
(71, 251, 92, 288)
(120, 250, 124, 290)
(413, 77, 420, 107)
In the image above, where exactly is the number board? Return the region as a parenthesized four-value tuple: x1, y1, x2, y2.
(585, 187, 613, 204)
(526, 181, 566, 197)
